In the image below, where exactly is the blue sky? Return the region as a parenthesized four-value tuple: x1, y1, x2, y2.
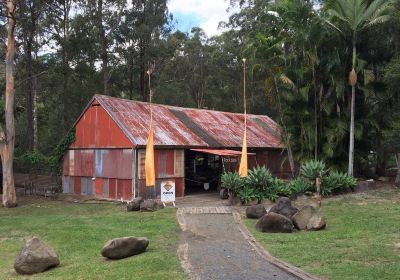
(168, 0, 236, 37)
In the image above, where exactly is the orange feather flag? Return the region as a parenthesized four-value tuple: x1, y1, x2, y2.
(145, 112, 155, 187)
(145, 68, 155, 187)
(239, 58, 248, 177)
(239, 126, 248, 177)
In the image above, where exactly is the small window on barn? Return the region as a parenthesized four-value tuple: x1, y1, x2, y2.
(174, 150, 184, 177)
(137, 149, 146, 179)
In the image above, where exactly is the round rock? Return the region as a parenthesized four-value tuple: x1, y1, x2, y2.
(101, 237, 149, 259)
(256, 212, 294, 233)
(14, 237, 60, 275)
(246, 204, 267, 219)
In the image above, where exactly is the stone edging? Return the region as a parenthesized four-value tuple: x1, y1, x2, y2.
(232, 210, 322, 280)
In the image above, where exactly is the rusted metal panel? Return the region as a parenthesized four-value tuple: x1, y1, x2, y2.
(63, 152, 69, 176)
(74, 176, 81, 194)
(94, 178, 103, 196)
(175, 178, 184, 197)
(63, 176, 72, 194)
(71, 103, 133, 148)
(102, 179, 109, 197)
(174, 150, 184, 177)
(73, 150, 94, 177)
(94, 95, 283, 149)
(116, 179, 132, 201)
(109, 178, 116, 199)
(94, 149, 132, 179)
(81, 177, 93, 195)
(69, 150, 75, 176)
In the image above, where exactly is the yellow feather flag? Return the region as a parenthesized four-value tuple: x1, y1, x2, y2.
(145, 117, 155, 187)
(239, 127, 248, 177)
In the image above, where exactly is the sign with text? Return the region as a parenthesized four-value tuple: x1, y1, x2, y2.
(161, 180, 175, 202)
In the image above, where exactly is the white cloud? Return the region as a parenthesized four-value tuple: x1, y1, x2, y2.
(168, 0, 235, 36)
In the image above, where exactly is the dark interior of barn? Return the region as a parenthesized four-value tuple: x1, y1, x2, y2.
(184, 150, 222, 194)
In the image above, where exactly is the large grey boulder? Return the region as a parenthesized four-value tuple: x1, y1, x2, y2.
(246, 204, 267, 219)
(101, 237, 149, 259)
(140, 199, 164, 212)
(127, 197, 144, 212)
(292, 205, 326, 231)
(14, 237, 60, 275)
(269, 197, 298, 219)
(256, 212, 294, 233)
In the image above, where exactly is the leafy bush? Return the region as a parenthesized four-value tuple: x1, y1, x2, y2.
(245, 166, 275, 202)
(322, 171, 357, 195)
(245, 166, 273, 193)
(299, 160, 328, 180)
(14, 151, 52, 174)
(272, 178, 290, 197)
(221, 172, 244, 196)
(237, 185, 256, 204)
(286, 177, 313, 195)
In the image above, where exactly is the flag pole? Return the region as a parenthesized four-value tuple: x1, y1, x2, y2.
(145, 67, 156, 193)
(239, 58, 248, 177)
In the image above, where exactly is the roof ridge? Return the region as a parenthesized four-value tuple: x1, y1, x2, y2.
(94, 94, 277, 120)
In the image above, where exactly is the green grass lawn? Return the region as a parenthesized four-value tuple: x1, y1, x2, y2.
(246, 188, 400, 280)
(0, 198, 184, 280)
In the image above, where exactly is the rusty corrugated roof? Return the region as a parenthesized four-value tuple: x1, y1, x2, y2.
(94, 94, 283, 149)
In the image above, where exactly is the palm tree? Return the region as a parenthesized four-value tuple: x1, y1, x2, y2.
(324, 0, 392, 176)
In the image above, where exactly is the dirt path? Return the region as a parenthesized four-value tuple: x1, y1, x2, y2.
(177, 207, 317, 280)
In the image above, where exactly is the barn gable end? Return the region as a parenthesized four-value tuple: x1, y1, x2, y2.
(71, 100, 133, 149)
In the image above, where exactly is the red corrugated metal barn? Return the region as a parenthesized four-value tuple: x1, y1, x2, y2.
(62, 95, 291, 200)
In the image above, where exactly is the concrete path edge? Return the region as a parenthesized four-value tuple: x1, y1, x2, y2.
(176, 208, 321, 280)
(231, 210, 321, 280)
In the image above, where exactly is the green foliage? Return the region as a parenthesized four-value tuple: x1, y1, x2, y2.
(14, 151, 52, 174)
(245, 166, 273, 194)
(237, 185, 257, 205)
(286, 177, 313, 195)
(221, 172, 244, 195)
(299, 160, 328, 180)
(322, 171, 357, 196)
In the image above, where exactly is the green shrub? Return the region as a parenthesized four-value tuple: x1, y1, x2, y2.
(221, 172, 244, 196)
(272, 178, 291, 197)
(299, 160, 328, 180)
(245, 166, 275, 202)
(287, 177, 313, 195)
(322, 171, 357, 195)
(237, 185, 257, 204)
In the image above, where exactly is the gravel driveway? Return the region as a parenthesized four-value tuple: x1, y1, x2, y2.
(177, 207, 302, 280)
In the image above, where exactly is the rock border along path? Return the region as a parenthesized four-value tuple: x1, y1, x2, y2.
(177, 206, 320, 280)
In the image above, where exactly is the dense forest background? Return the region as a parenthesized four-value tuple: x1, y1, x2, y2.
(0, 0, 399, 177)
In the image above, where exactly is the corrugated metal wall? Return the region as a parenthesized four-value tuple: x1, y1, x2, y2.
(72, 103, 133, 148)
(63, 148, 185, 200)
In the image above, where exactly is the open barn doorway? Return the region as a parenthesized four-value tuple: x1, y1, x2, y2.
(184, 150, 222, 195)
(183, 149, 256, 195)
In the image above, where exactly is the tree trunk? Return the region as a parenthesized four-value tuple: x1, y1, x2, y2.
(348, 35, 357, 176)
(97, 0, 109, 95)
(395, 154, 400, 187)
(32, 74, 38, 150)
(62, 1, 70, 133)
(1, 0, 17, 208)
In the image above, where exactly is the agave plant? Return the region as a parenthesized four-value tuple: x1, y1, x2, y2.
(322, 171, 357, 195)
(300, 160, 328, 198)
(221, 172, 244, 196)
(237, 185, 257, 205)
(300, 160, 328, 180)
(245, 166, 274, 202)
